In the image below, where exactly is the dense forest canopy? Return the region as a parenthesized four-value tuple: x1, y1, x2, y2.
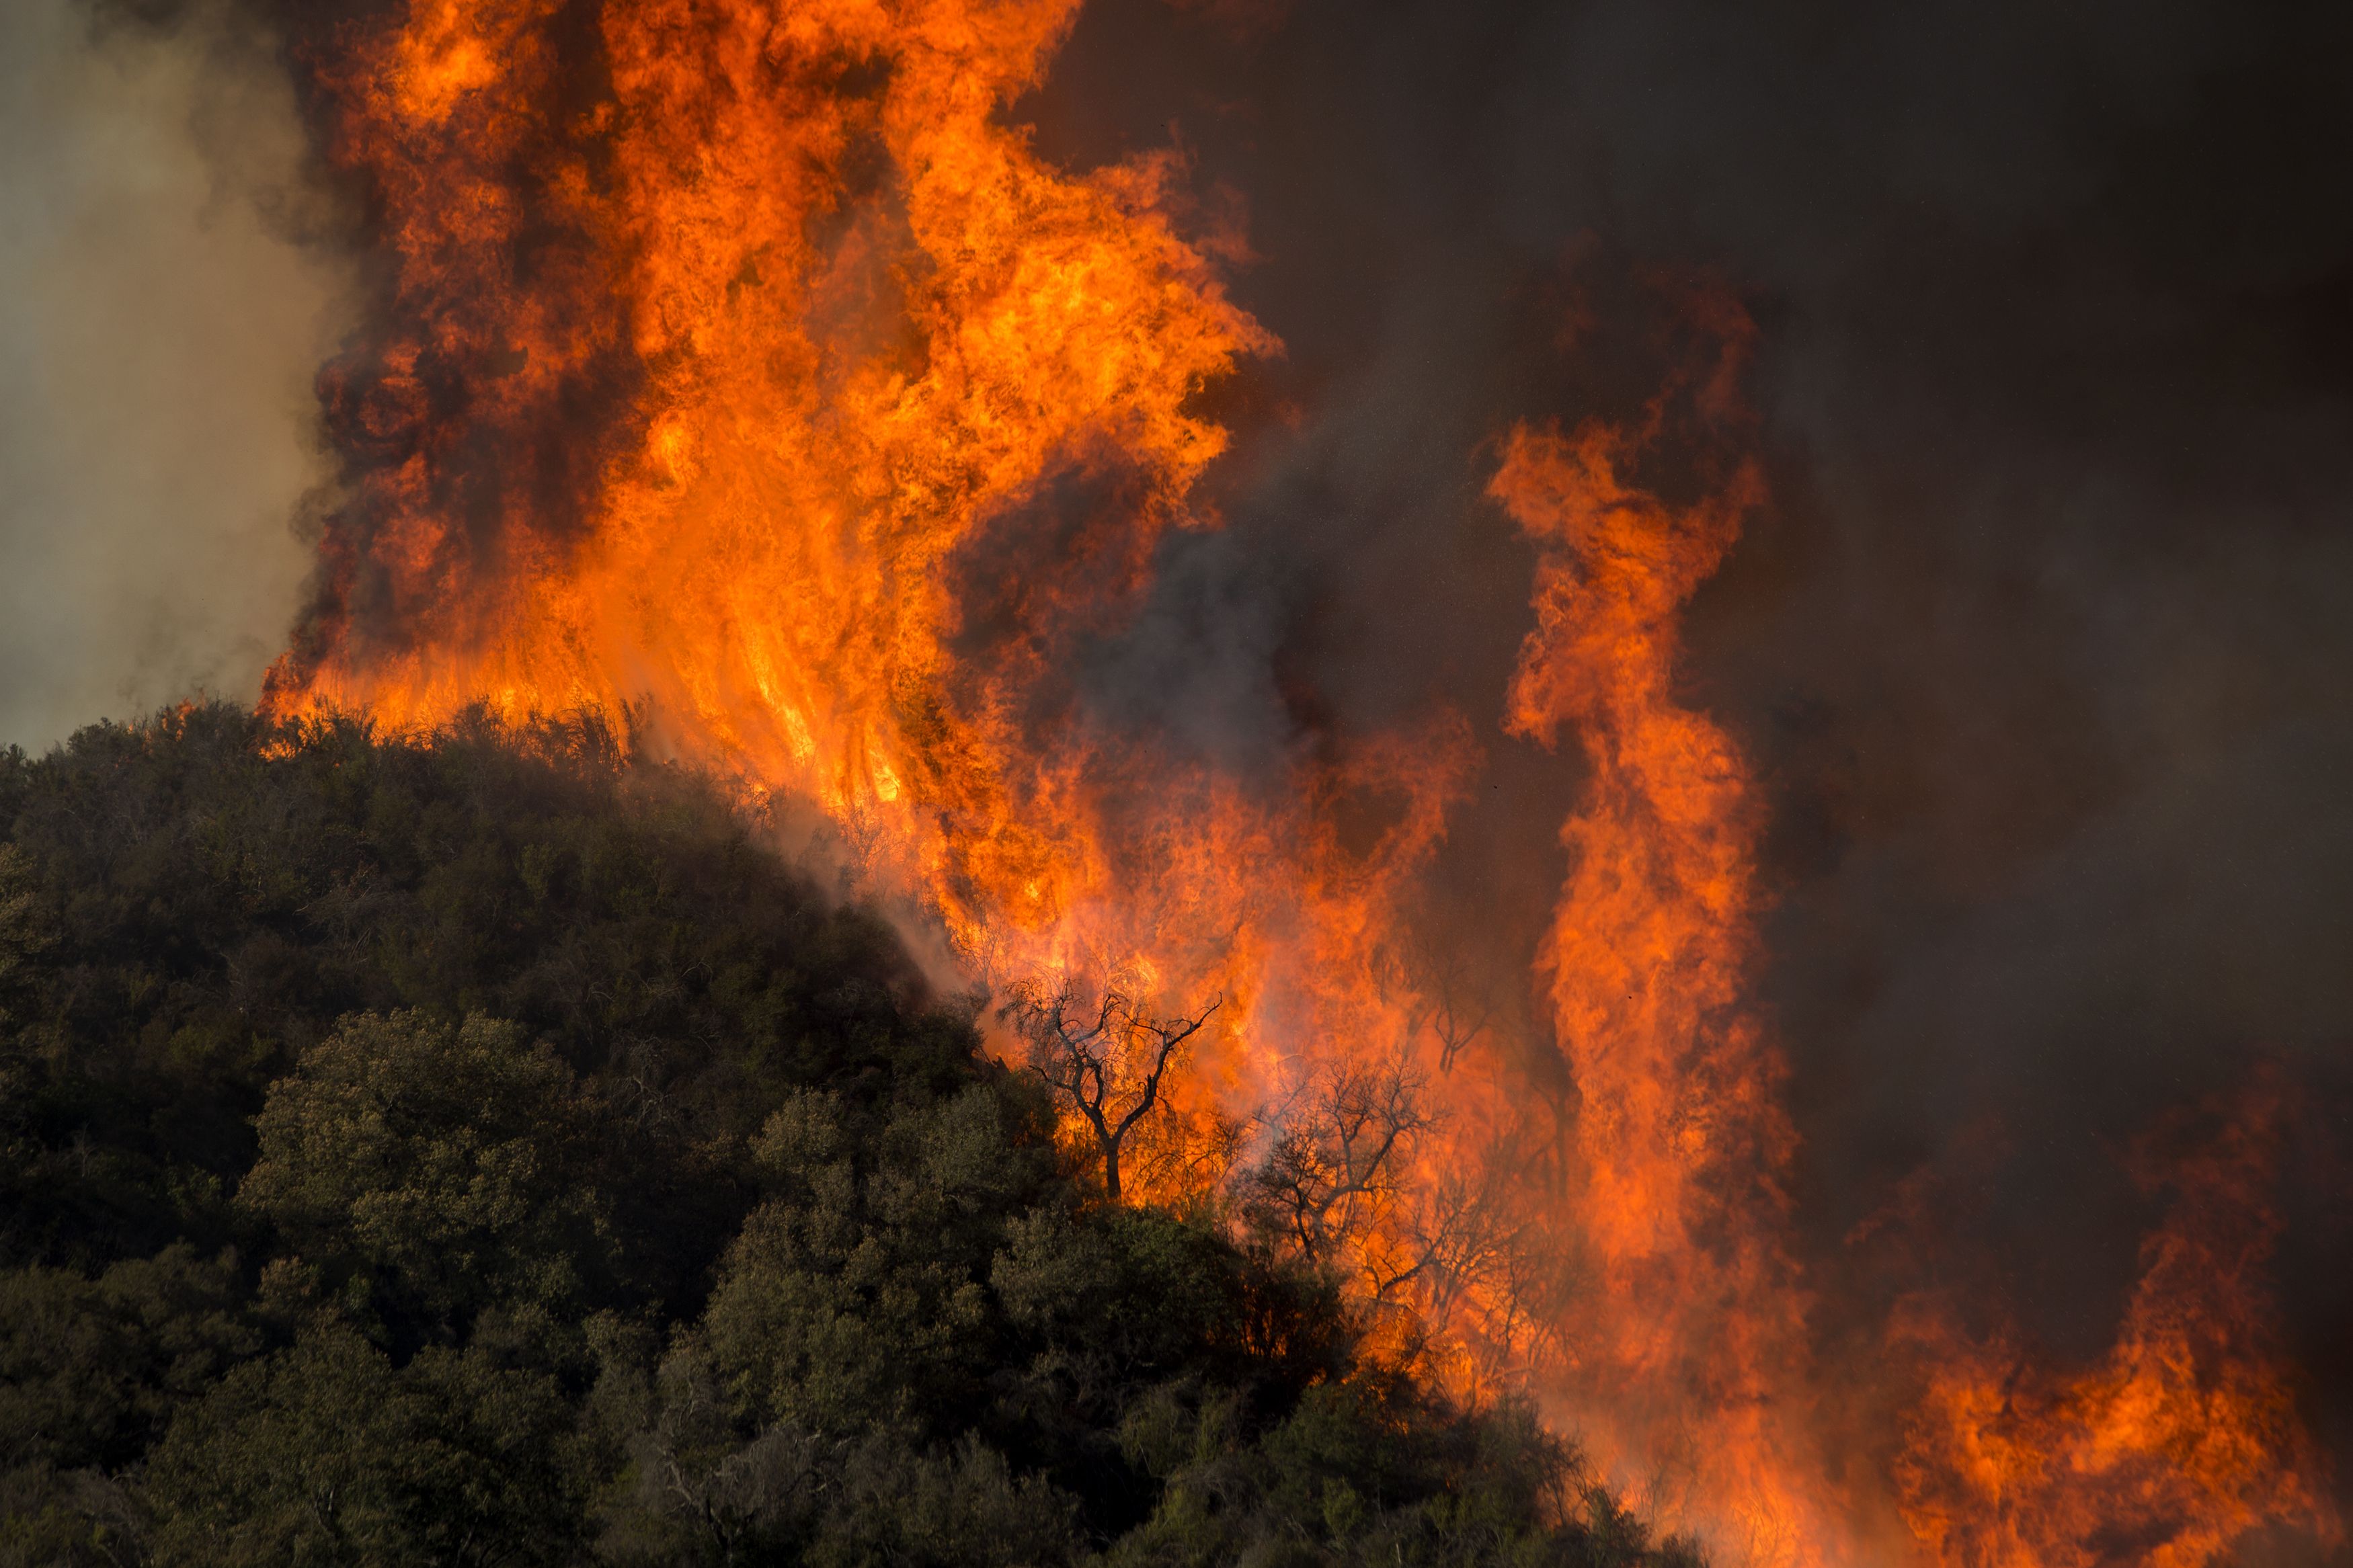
(0, 706, 1691, 1567)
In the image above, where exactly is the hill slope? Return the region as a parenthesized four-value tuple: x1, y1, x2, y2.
(0, 706, 1689, 1567)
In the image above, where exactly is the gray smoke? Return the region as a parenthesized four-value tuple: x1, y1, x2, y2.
(0, 0, 350, 753)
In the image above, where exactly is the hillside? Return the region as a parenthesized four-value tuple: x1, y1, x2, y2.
(0, 706, 1690, 1567)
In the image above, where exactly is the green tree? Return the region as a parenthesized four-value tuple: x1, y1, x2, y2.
(238, 1011, 617, 1350)
(699, 1084, 1052, 1442)
(0, 1246, 260, 1568)
(0, 1246, 259, 1475)
(0, 844, 47, 1025)
(144, 1325, 585, 1567)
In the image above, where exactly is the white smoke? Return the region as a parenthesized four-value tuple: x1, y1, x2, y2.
(0, 0, 350, 752)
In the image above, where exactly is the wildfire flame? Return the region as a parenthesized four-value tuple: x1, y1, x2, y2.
(1892, 1081, 2340, 1568)
(1486, 332, 1834, 1558)
(257, 1, 2335, 1561)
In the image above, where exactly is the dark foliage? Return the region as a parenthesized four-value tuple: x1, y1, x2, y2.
(0, 706, 1693, 1567)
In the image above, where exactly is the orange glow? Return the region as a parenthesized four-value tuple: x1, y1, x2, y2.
(260, 3, 2334, 1563)
(1893, 1083, 2340, 1567)
(270, 0, 1477, 1254)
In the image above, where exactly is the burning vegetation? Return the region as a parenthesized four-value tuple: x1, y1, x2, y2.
(1, 0, 2343, 1563)
(0, 708, 1692, 1564)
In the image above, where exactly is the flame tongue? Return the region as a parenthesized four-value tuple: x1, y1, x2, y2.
(1895, 1082, 2341, 1568)
(299, 0, 1271, 815)
(1488, 369, 1839, 1560)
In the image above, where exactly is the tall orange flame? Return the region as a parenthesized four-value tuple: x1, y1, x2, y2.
(258, 2, 2336, 1562)
(272, 0, 1482, 1277)
(1487, 346, 1841, 1561)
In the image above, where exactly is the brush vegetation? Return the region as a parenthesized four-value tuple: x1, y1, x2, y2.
(0, 706, 1691, 1568)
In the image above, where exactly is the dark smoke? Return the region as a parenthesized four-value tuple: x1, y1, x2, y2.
(1021, 0, 2353, 1510)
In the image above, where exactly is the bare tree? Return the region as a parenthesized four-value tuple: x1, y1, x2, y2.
(1244, 1056, 1435, 1268)
(1242, 1057, 1567, 1387)
(1123, 1094, 1250, 1218)
(1374, 1161, 1517, 1313)
(1387, 1128, 1587, 1384)
(1403, 925, 1494, 1073)
(1004, 985, 1220, 1202)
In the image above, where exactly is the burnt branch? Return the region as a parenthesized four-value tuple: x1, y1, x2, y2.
(1244, 1057, 1435, 1268)
(1004, 984, 1220, 1202)
(1404, 926, 1494, 1073)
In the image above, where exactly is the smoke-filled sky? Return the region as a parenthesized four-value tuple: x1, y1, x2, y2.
(1019, 0, 2353, 1473)
(6, 0, 2352, 1526)
(0, 0, 346, 753)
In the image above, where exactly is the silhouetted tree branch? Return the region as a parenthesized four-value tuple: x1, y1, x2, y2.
(1406, 927, 1494, 1073)
(1004, 985, 1220, 1202)
(1244, 1057, 1434, 1268)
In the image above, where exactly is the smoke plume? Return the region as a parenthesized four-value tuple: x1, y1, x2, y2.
(0, 0, 350, 752)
